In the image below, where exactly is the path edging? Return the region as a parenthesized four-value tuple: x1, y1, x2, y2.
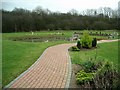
(65, 46, 73, 89)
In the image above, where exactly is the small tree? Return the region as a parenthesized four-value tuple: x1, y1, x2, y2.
(77, 40, 81, 49)
(81, 31, 92, 48)
(92, 38, 97, 47)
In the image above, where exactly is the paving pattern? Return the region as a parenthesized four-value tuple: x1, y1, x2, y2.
(6, 43, 75, 88)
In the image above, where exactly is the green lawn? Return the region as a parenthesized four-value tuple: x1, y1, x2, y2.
(2, 30, 74, 40)
(70, 41, 119, 67)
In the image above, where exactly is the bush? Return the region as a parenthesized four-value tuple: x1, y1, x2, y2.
(76, 58, 119, 88)
(71, 46, 80, 51)
(76, 70, 95, 85)
(81, 31, 92, 49)
(94, 61, 119, 88)
(82, 60, 95, 72)
(92, 38, 97, 47)
(77, 40, 81, 49)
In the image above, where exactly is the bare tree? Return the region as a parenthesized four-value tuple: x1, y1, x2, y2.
(68, 9, 79, 15)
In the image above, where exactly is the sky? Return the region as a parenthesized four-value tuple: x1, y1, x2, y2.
(1, 0, 120, 13)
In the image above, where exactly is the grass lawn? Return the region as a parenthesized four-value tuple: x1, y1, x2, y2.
(2, 30, 74, 40)
(70, 41, 119, 68)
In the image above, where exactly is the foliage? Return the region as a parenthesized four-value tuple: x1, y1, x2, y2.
(92, 21, 111, 30)
(77, 40, 81, 49)
(82, 60, 96, 72)
(94, 61, 119, 88)
(70, 46, 80, 51)
(76, 58, 119, 88)
(92, 38, 97, 47)
(81, 31, 92, 48)
(2, 8, 119, 33)
(76, 70, 95, 85)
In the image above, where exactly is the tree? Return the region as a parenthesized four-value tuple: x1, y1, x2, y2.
(2, 6, 119, 33)
(81, 31, 92, 49)
(77, 40, 81, 49)
(92, 38, 97, 47)
(68, 9, 79, 16)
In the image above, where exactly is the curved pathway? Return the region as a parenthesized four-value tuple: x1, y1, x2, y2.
(5, 43, 75, 88)
(97, 39, 119, 43)
(5, 39, 119, 88)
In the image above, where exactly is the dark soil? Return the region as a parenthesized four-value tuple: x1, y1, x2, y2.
(79, 47, 97, 51)
(69, 64, 82, 88)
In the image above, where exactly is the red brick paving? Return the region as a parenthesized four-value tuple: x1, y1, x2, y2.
(8, 43, 75, 88)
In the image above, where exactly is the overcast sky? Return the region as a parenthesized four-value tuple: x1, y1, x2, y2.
(1, 0, 120, 13)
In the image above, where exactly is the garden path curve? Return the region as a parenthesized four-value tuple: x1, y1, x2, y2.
(5, 39, 119, 88)
(6, 43, 75, 88)
(97, 39, 119, 43)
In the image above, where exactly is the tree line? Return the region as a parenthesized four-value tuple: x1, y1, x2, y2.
(2, 6, 120, 33)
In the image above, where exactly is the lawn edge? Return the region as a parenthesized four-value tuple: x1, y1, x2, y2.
(65, 45, 74, 89)
(4, 47, 49, 88)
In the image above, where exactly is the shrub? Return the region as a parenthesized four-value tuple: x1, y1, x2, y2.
(82, 60, 95, 72)
(76, 70, 95, 85)
(77, 40, 81, 49)
(76, 58, 119, 88)
(92, 38, 97, 47)
(93, 61, 119, 88)
(71, 46, 80, 51)
(81, 31, 92, 49)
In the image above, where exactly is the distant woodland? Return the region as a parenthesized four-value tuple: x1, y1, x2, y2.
(2, 6, 120, 33)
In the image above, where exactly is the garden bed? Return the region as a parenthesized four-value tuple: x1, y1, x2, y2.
(9, 35, 68, 42)
(69, 41, 119, 89)
(69, 60, 119, 89)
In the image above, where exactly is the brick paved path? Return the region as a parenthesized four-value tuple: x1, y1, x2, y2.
(6, 43, 75, 88)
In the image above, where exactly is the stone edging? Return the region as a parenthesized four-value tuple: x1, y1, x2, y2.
(65, 46, 73, 89)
